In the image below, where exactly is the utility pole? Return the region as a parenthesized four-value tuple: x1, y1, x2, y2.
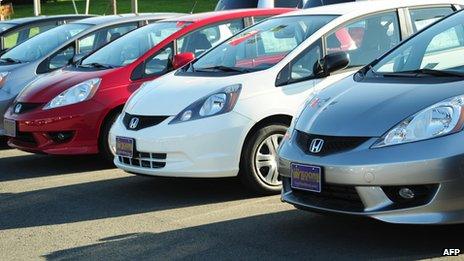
(111, 0, 117, 15)
(33, 0, 41, 16)
(85, 0, 90, 14)
(131, 0, 138, 14)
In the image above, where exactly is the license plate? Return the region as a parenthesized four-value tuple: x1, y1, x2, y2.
(4, 119, 16, 137)
(291, 163, 322, 193)
(116, 136, 134, 157)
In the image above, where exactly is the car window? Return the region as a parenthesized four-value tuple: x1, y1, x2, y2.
(48, 45, 75, 70)
(409, 7, 454, 32)
(144, 45, 173, 76)
(177, 19, 244, 57)
(286, 40, 322, 84)
(326, 11, 400, 68)
(274, 0, 301, 7)
(78, 23, 138, 56)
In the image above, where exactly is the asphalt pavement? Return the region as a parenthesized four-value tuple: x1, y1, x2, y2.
(0, 146, 463, 260)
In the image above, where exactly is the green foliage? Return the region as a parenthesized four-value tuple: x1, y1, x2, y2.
(11, 0, 218, 18)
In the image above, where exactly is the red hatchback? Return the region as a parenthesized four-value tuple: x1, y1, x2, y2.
(4, 8, 293, 160)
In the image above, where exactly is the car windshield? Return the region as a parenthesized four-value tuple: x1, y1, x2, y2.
(82, 22, 186, 68)
(0, 23, 15, 32)
(371, 13, 464, 77)
(0, 23, 90, 63)
(192, 15, 337, 73)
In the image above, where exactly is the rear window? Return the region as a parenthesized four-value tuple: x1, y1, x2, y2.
(215, 0, 259, 10)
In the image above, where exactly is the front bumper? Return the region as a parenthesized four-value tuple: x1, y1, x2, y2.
(110, 111, 254, 178)
(278, 131, 464, 224)
(4, 101, 107, 155)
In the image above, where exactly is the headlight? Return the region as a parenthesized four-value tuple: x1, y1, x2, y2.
(170, 84, 241, 124)
(43, 78, 101, 110)
(372, 94, 464, 148)
(0, 72, 9, 87)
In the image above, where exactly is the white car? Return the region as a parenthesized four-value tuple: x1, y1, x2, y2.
(110, 0, 463, 194)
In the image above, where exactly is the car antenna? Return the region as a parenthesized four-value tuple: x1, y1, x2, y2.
(190, 0, 198, 14)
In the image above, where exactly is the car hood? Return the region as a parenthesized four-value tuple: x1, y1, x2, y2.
(295, 76, 464, 137)
(0, 62, 24, 72)
(125, 71, 270, 116)
(16, 67, 112, 103)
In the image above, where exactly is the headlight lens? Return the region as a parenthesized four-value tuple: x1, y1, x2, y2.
(43, 78, 101, 110)
(170, 84, 241, 124)
(372, 94, 464, 148)
(0, 72, 9, 87)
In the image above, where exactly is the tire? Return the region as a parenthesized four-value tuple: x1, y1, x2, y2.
(99, 110, 121, 163)
(239, 123, 288, 195)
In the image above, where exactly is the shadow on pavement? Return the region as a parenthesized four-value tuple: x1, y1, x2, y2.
(0, 137, 10, 150)
(0, 154, 113, 182)
(43, 210, 464, 260)
(0, 175, 254, 230)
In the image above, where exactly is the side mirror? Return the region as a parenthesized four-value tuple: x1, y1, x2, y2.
(172, 52, 195, 69)
(314, 52, 350, 77)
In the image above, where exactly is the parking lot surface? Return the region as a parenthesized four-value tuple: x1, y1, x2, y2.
(0, 146, 463, 260)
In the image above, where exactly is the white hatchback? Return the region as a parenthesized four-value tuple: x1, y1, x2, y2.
(110, 0, 463, 194)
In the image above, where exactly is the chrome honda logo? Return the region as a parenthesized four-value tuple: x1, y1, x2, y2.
(309, 139, 324, 153)
(14, 103, 22, 114)
(129, 117, 139, 129)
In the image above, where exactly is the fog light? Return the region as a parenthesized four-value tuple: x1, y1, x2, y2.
(399, 188, 415, 199)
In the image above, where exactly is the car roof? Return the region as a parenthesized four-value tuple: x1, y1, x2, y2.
(163, 8, 294, 23)
(282, 0, 463, 16)
(71, 13, 184, 26)
(1, 14, 92, 25)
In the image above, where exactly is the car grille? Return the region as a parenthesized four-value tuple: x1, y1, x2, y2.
(285, 178, 364, 212)
(122, 113, 168, 131)
(13, 102, 43, 114)
(118, 152, 167, 169)
(296, 131, 370, 156)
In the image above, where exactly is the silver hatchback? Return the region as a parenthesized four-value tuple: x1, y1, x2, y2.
(278, 10, 464, 224)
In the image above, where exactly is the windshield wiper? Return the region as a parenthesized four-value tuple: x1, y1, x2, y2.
(382, 68, 464, 78)
(0, 57, 23, 64)
(195, 65, 250, 73)
(79, 62, 116, 69)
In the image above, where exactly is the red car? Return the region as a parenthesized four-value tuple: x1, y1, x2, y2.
(4, 8, 293, 160)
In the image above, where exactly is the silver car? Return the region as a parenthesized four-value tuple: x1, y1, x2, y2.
(0, 13, 181, 136)
(278, 10, 464, 224)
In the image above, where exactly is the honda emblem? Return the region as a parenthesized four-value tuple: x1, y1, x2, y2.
(309, 139, 324, 154)
(129, 117, 140, 129)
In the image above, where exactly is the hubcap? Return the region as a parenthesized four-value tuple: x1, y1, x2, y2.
(254, 133, 283, 186)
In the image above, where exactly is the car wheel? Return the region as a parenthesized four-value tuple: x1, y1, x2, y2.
(240, 123, 288, 195)
(99, 110, 121, 163)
